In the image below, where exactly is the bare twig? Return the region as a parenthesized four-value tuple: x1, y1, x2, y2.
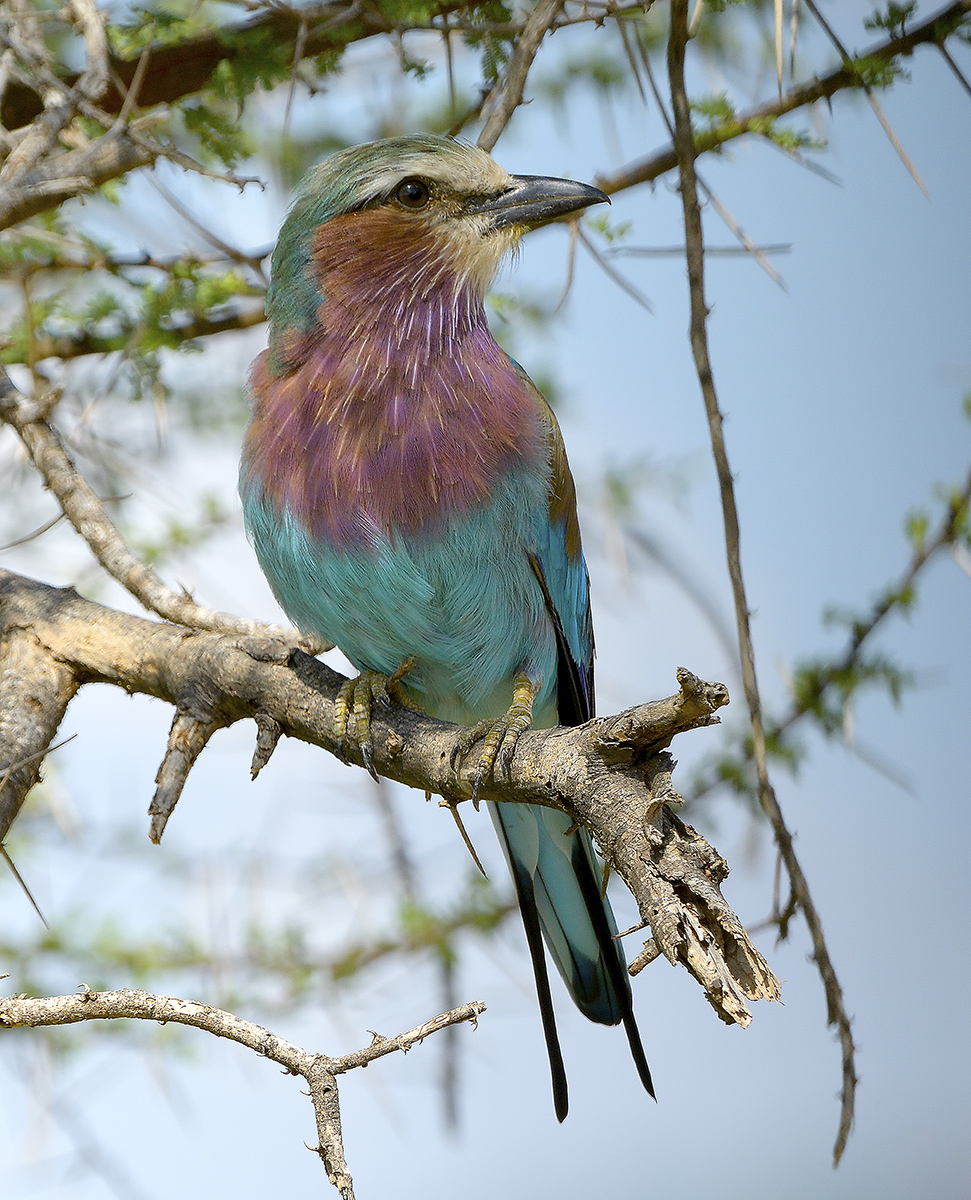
(150, 177, 270, 277)
(575, 225, 653, 311)
(0, 986, 486, 1198)
(666, 0, 855, 1163)
(0, 510, 64, 550)
(608, 243, 791, 257)
(0, 839, 49, 927)
(938, 40, 971, 100)
(478, 0, 567, 152)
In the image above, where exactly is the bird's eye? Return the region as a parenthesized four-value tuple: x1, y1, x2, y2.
(394, 178, 431, 210)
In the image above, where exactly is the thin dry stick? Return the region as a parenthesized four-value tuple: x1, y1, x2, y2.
(575, 226, 653, 311)
(666, 0, 856, 1165)
(938, 41, 971, 101)
(283, 14, 309, 135)
(477, 0, 566, 152)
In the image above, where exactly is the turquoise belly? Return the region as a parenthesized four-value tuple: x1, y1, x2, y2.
(241, 470, 560, 727)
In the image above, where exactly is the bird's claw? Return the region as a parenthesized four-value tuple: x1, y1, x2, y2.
(450, 674, 537, 808)
(334, 658, 420, 780)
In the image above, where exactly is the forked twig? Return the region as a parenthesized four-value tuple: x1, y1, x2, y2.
(0, 987, 485, 1198)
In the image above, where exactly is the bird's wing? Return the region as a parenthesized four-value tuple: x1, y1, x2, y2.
(491, 367, 654, 1109)
(531, 391, 595, 725)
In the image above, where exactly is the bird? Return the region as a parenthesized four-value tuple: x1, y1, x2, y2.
(239, 133, 654, 1119)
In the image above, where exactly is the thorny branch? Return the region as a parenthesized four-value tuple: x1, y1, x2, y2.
(0, 568, 780, 1032)
(0, 986, 486, 1199)
(1, 0, 966, 233)
(775, 465, 971, 749)
(667, 0, 855, 1165)
(596, 0, 971, 198)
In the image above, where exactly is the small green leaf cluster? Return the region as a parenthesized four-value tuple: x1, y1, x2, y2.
(864, 2, 918, 39)
(211, 26, 304, 105)
(181, 103, 255, 168)
(687, 725, 804, 812)
(848, 53, 909, 89)
(747, 117, 824, 154)
(690, 93, 736, 124)
(790, 653, 913, 737)
(460, 1, 515, 85)
(108, 1, 214, 58)
(585, 213, 634, 245)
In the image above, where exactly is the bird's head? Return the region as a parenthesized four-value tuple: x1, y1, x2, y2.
(266, 134, 607, 360)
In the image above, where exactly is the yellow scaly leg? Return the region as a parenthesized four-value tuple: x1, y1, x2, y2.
(334, 656, 421, 779)
(450, 672, 538, 805)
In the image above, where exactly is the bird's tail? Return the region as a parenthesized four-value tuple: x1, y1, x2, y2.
(490, 799, 654, 1116)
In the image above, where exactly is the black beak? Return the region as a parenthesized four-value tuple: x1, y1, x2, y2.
(470, 174, 609, 230)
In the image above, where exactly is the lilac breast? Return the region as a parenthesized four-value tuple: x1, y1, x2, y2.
(242, 282, 547, 548)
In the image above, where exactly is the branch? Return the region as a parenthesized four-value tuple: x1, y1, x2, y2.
(478, 0, 567, 153)
(0, 985, 485, 1198)
(597, 0, 971, 198)
(0, 625, 77, 838)
(667, 0, 855, 1164)
(3, 303, 267, 363)
(1, 1, 471, 130)
(0, 367, 302, 643)
(0, 568, 780, 1026)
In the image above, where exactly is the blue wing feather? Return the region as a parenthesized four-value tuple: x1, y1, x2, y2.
(490, 379, 653, 1097)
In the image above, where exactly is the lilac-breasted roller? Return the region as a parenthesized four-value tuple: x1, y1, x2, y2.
(240, 134, 653, 1118)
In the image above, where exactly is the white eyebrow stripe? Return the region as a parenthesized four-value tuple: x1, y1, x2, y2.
(346, 153, 514, 208)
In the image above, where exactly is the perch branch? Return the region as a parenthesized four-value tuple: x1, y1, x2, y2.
(0, 568, 780, 1026)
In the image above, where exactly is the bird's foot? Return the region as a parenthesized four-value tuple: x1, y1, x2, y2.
(334, 657, 421, 780)
(450, 673, 537, 807)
